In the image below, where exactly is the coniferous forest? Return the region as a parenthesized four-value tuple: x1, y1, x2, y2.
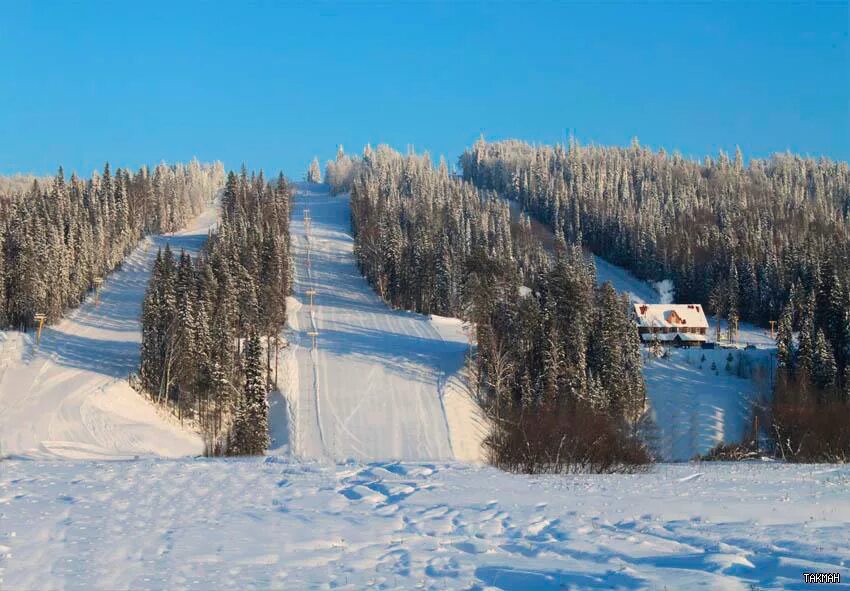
(0, 161, 224, 330)
(138, 169, 292, 455)
(350, 145, 650, 472)
(461, 138, 850, 461)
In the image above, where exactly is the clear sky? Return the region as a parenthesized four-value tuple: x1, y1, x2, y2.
(1, 1, 847, 178)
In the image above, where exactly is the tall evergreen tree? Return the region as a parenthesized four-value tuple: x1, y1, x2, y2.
(230, 333, 270, 455)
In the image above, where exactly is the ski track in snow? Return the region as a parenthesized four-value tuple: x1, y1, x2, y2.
(2, 459, 848, 590)
(280, 184, 481, 463)
(0, 204, 219, 459)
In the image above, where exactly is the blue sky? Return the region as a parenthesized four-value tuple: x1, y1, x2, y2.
(1, 1, 847, 178)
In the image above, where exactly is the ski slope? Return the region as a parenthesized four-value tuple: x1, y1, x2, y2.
(3, 458, 848, 590)
(592, 255, 661, 304)
(0, 205, 219, 459)
(279, 184, 484, 463)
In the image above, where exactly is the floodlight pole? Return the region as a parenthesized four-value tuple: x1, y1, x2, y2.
(307, 331, 319, 350)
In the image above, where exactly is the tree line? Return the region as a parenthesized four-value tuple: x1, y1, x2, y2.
(0, 161, 224, 330)
(138, 169, 292, 456)
(350, 145, 650, 472)
(324, 144, 364, 195)
(462, 138, 850, 461)
(774, 284, 850, 460)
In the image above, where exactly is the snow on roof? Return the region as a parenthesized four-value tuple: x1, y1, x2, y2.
(633, 304, 709, 330)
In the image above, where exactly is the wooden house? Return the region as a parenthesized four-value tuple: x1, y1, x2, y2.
(633, 303, 709, 346)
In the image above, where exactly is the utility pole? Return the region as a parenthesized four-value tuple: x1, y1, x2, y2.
(769, 320, 777, 340)
(307, 330, 319, 351)
(274, 334, 280, 389)
(753, 415, 760, 453)
(34, 313, 47, 346)
(94, 277, 104, 306)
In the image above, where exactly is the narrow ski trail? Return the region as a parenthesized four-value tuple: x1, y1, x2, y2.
(0, 204, 219, 459)
(281, 184, 477, 462)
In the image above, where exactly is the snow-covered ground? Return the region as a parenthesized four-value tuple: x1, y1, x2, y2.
(2, 458, 848, 590)
(278, 184, 484, 463)
(643, 347, 775, 461)
(592, 255, 660, 305)
(0, 204, 219, 459)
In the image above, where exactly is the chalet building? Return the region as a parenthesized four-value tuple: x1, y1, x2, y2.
(633, 303, 709, 346)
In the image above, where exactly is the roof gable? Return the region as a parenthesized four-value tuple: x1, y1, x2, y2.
(633, 304, 709, 329)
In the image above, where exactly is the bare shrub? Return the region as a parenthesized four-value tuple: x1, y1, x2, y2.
(771, 372, 850, 462)
(483, 402, 652, 474)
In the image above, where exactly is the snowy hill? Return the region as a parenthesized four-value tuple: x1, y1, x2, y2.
(276, 184, 484, 462)
(0, 204, 219, 459)
(3, 458, 848, 590)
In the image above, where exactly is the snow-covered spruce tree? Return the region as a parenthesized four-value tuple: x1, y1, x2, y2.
(349, 145, 651, 473)
(812, 330, 837, 392)
(229, 332, 270, 455)
(138, 170, 291, 455)
(776, 302, 794, 370)
(307, 157, 322, 184)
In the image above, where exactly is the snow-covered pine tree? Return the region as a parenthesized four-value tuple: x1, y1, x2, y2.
(797, 301, 815, 379)
(776, 302, 794, 370)
(0, 161, 223, 331)
(229, 332, 269, 455)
